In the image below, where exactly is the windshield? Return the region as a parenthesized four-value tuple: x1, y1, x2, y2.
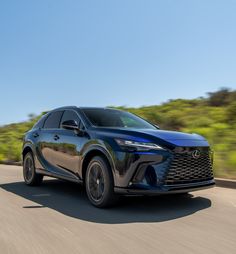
(81, 108, 157, 129)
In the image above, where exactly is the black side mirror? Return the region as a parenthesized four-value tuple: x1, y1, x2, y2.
(61, 120, 79, 130)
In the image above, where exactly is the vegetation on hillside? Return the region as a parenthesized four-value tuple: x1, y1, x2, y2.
(0, 88, 236, 178)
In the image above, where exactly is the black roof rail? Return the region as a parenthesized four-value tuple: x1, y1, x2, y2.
(51, 106, 78, 111)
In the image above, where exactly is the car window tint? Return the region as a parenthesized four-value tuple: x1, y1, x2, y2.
(32, 114, 47, 129)
(82, 108, 156, 129)
(120, 115, 143, 128)
(43, 111, 63, 129)
(79, 120, 85, 130)
(60, 110, 79, 126)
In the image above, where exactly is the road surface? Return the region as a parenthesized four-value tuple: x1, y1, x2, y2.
(0, 165, 236, 254)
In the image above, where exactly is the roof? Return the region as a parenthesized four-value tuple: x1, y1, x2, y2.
(51, 106, 119, 111)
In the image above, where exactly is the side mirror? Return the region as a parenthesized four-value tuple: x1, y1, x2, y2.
(61, 120, 79, 130)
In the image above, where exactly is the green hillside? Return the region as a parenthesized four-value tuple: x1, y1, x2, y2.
(0, 88, 236, 179)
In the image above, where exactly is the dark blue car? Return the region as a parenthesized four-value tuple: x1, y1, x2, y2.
(22, 106, 215, 207)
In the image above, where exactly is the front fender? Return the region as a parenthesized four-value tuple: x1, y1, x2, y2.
(80, 141, 117, 183)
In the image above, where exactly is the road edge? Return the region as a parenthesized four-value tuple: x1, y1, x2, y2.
(215, 178, 236, 189)
(0, 162, 22, 166)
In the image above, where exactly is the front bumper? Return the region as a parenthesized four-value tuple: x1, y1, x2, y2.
(113, 146, 214, 190)
(114, 179, 215, 195)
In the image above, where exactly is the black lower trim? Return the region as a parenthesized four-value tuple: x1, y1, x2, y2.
(36, 168, 83, 184)
(114, 179, 215, 195)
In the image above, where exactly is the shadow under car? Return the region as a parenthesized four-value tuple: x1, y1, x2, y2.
(0, 179, 212, 224)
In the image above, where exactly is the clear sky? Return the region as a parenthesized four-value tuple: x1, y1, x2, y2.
(0, 0, 236, 125)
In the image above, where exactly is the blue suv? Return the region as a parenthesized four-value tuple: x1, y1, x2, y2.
(22, 107, 214, 207)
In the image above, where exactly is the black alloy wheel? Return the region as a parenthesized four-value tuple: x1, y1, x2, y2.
(85, 156, 117, 208)
(23, 152, 43, 186)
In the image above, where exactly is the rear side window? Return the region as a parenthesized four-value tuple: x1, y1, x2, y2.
(43, 111, 63, 129)
(32, 114, 47, 129)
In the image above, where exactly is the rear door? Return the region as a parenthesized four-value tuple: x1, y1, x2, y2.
(37, 110, 64, 173)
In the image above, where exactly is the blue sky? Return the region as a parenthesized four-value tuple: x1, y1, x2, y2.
(0, 0, 236, 125)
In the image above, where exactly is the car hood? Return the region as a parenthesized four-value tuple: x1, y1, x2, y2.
(94, 128, 209, 147)
(138, 129, 205, 141)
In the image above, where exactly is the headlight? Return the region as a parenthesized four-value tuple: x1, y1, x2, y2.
(115, 139, 165, 151)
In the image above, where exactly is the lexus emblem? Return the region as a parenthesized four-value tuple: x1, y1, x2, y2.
(192, 150, 201, 159)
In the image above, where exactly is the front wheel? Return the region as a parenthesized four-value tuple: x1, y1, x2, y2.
(85, 156, 117, 208)
(23, 152, 43, 186)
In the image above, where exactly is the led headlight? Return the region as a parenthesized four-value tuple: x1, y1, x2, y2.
(115, 139, 165, 151)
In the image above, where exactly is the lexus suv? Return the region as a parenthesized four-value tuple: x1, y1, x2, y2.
(22, 106, 215, 207)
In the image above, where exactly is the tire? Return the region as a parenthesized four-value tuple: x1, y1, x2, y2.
(85, 156, 117, 208)
(23, 152, 43, 186)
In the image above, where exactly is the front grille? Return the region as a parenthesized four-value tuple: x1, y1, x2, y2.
(164, 149, 214, 185)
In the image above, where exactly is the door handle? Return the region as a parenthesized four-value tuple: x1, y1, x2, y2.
(54, 134, 60, 141)
(33, 133, 39, 138)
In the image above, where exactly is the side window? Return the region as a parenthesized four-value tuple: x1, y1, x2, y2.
(43, 111, 63, 129)
(79, 120, 85, 130)
(32, 114, 47, 129)
(60, 110, 80, 126)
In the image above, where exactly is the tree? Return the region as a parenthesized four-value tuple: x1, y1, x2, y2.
(207, 88, 232, 107)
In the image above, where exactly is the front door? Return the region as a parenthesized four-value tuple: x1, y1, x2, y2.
(52, 110, 88, 175)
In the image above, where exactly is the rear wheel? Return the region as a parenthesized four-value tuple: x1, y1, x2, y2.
(85, 156, 117, 208)
(23, 152, 43, 186)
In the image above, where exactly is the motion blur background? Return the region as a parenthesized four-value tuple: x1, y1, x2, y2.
(0, 0, 236, 178)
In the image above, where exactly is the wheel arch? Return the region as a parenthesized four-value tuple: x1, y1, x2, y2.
(81, 146, 116, 184)
(22, 145, 34, 159)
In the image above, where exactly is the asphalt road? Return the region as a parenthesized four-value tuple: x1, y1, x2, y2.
(0, 165, 236, 254)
